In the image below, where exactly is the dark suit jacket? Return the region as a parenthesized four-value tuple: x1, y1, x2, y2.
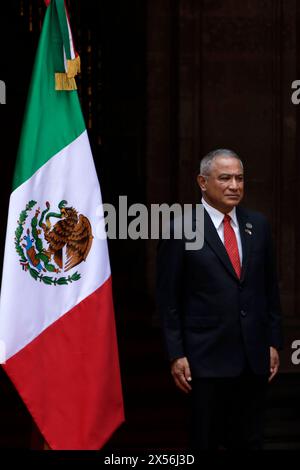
(156, 205, 283, 377)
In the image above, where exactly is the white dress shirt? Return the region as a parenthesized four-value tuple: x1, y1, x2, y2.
(202, 198, 243, 263)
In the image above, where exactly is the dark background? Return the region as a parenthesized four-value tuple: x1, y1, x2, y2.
(0, 0, 299, 450)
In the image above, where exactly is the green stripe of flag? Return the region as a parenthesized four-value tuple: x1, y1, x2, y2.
(55, 0, 72, 59)
(12, 0, 85, 191)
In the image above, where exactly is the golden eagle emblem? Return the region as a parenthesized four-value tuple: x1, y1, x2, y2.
(15, 200, 94, 286)
(40, 200, 93, 272)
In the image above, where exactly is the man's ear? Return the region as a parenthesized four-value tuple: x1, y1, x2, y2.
(197, 174, 207, 192)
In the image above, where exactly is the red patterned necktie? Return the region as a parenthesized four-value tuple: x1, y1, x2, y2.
(223, 214, 241, 278)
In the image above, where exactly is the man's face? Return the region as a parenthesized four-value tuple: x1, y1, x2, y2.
(197, 156, 244, 213)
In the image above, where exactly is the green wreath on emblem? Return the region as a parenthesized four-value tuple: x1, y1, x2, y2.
(15, 200, 82, 286)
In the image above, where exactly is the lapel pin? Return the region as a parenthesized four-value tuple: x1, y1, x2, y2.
(246, 222, 252, 229)
(245, 228, 252, 235)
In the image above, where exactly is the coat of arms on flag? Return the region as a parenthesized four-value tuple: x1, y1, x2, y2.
(15, 200, 93, 285)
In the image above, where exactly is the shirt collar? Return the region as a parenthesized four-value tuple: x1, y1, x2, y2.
(201, 198, 238, 230)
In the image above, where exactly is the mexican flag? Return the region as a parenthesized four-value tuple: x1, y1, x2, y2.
(0, 0, 124, 450)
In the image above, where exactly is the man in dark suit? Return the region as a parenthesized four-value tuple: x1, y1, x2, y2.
(156, 149, 283, 450)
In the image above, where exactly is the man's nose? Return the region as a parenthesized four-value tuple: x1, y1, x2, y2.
(229, 177, 239, 189)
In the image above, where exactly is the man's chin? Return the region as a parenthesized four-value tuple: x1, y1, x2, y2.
(224, 197, 241, 207)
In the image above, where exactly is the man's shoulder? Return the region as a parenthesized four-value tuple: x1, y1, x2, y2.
(237, 206, 269, 226)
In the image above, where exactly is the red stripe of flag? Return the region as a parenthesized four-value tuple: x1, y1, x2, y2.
(4, 277, 124, 450)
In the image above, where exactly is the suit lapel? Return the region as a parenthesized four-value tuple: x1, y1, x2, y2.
(236, 206, 252, 282)
(202, 208, 239, 281)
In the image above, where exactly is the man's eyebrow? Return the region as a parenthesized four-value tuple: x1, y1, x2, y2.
(218, 172, 244, 176)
